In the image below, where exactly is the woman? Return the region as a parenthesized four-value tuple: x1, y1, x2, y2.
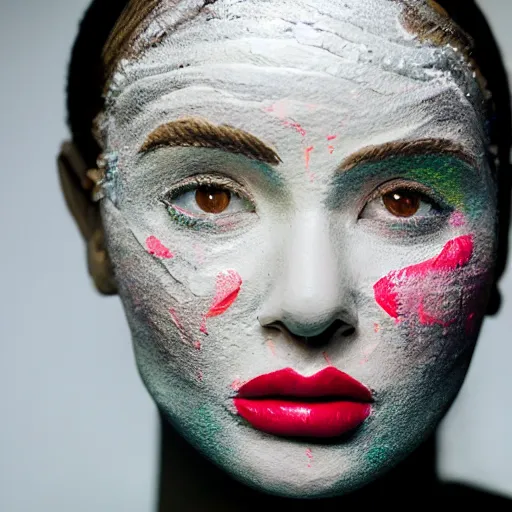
(58, 0, 512, 508)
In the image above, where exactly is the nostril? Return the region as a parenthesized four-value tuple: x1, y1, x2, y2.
(302, 319, 350, 347)
(340, 325, 356, 337)
(265, 319, 355, 348)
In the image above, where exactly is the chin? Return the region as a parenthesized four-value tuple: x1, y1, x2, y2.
(201, 427, 392, 499)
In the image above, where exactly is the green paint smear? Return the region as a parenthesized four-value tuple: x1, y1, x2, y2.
(195, 405, 223, 435)
(188, 404, 234, 462)
(366, 443, 393, 466)
(248, 159, 284, 187)
(328, 154, 488, 220)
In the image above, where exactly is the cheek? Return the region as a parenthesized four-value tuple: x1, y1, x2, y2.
(373, 235, 490, 340)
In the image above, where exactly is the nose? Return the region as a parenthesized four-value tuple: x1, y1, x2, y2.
(259, 211, 356, 343)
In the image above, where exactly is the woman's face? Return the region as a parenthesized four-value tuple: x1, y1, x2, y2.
(98, 0, 497, 498)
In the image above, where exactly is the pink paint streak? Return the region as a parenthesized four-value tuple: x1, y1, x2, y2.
(263, 100, 287, 119)
(322, 351, 333, 366)
(266, 340, 276, 357)
(306, 448, 313, 468)
(359, 342, 379, 366)
(450, 211, 466, 227)
(282, 120, 307, 136)
(169, 308, 184, 330)
(231, 378, 246, 391)
(305, 146, 315, 182)
(305, 146, 314, 167)
(206, 270, 242, 318)
(373, 235, 474, 323)
(193, 341, 201, 351)
(169, 308, 191, 345)
(327, 135, 337, 153)
(146, 236, 174, 259)
(373, 323, 380, 333)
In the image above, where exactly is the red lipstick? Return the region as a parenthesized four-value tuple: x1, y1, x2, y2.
(233, 367, 372, 438)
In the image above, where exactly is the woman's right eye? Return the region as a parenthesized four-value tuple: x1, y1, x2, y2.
(191, 186, 232, 214)
(161, 178, 256, 228)
(170, 185, 252, 215)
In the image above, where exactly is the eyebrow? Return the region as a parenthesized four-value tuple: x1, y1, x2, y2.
(139, 117, 282, 165)
(338, 138, 477, 172)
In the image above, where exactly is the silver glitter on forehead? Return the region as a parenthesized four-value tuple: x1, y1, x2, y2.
(104, 0, 483, 108)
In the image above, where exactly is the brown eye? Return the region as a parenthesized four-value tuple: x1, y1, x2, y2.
(382, 190, 421, 217)
(195, 186, 231, 214)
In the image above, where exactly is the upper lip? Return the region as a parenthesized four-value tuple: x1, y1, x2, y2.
(236, 367, 372, 402)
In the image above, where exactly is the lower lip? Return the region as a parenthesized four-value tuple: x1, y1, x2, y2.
(234, 398, 371, 438)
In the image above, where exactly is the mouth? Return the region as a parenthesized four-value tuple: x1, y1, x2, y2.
(233, 367, 372, 438)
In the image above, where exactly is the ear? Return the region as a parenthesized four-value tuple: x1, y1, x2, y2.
(57, 141, 117, 295)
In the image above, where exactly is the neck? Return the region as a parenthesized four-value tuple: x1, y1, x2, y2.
(157, 412, 438, 511)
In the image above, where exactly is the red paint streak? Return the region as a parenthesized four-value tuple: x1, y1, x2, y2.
(322, 351, 333, 366)
(327, 134, 337, 141)
(193, 341, 201, 351)
(200, 316, 208, 335)
(266, 339, 276, 357)
(305, 146, 315, 182)
(282, 120, 306, 136)
(418, 302, 456, 328)
(305, 146, 314, 168)
(373, 235, 474, 321)
(306, 448, 313, 468)
(205, 270, 242, 318)
(146, 236, 174, 259)
(328, 145, 335, 154)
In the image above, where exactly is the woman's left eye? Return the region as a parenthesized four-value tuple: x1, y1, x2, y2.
(360, 187, 441, 220)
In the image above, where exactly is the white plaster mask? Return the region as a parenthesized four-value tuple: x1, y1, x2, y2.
(97, 0, 498, 498)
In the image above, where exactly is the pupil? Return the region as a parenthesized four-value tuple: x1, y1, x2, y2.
(383, 190, 420, 217)
(195, 186, 231, 214)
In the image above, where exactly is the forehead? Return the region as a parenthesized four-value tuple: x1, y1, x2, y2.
(102, 0, 486, 160)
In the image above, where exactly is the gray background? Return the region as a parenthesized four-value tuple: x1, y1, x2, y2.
(0, 1, 510, 510)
